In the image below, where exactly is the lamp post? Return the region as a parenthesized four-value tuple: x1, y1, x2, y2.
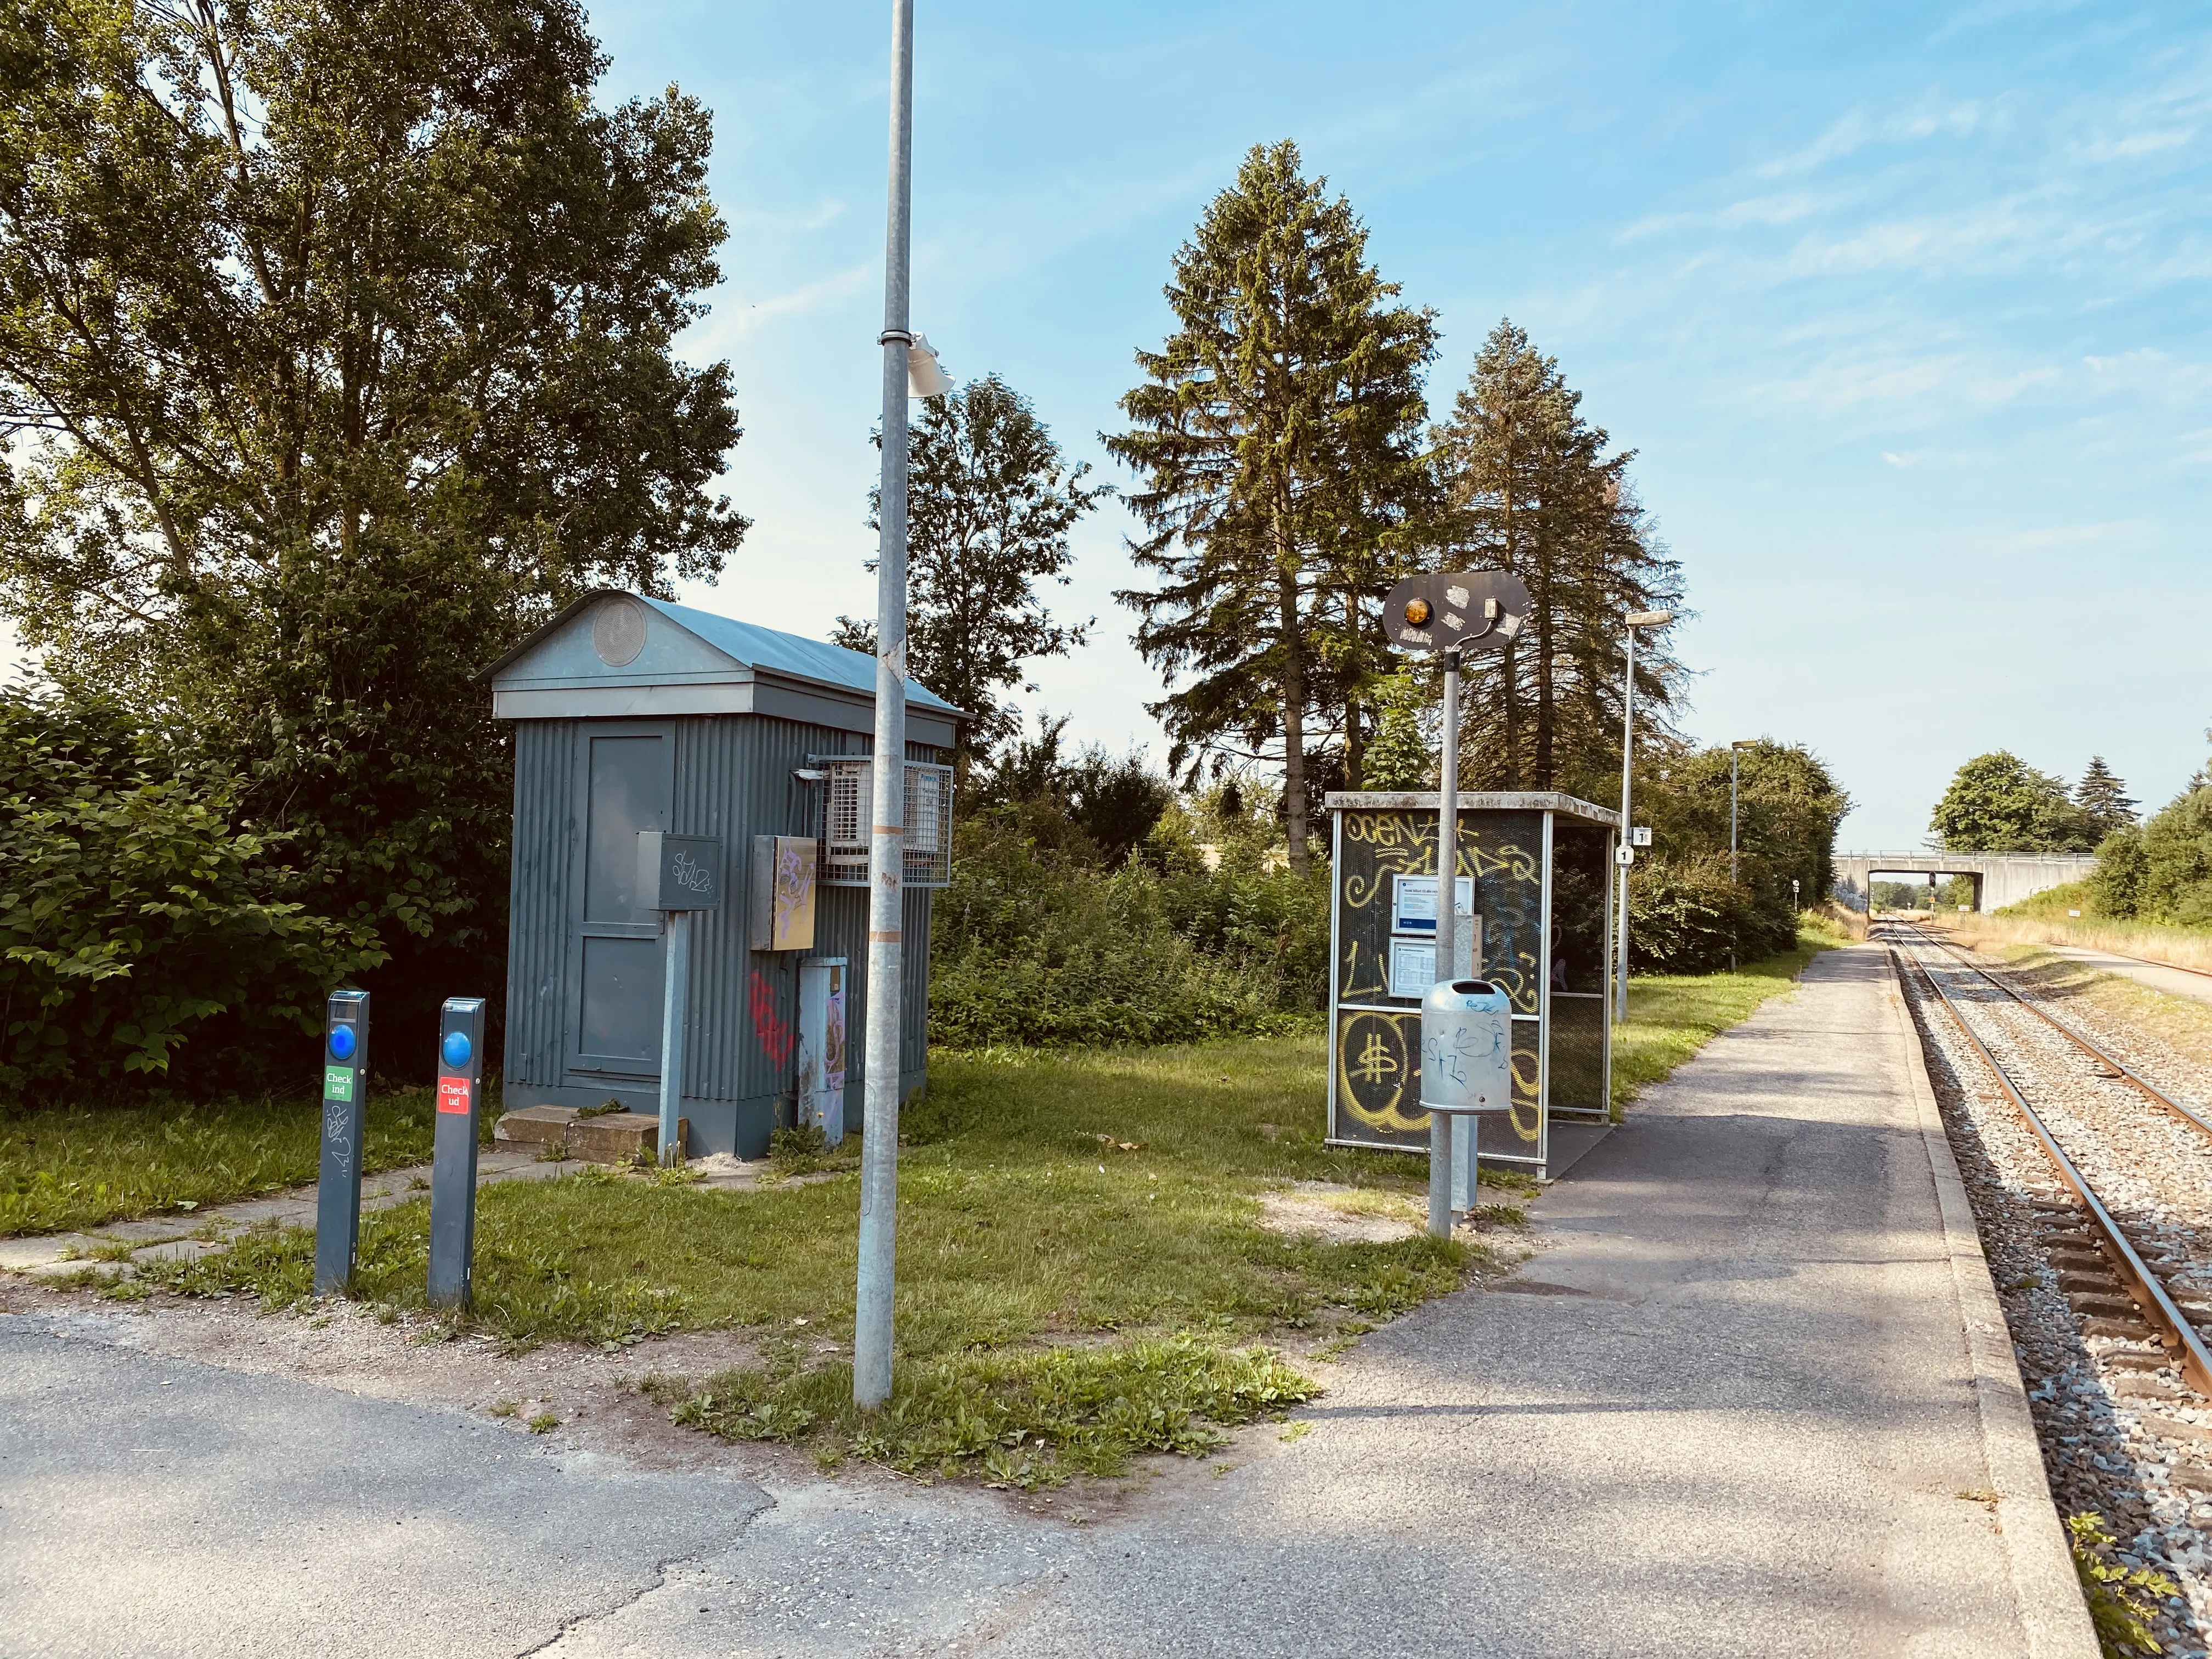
(1729, 740, 1754, 973)
(855, 0, 915, 1413)
(1615, 609, 1673, 1023)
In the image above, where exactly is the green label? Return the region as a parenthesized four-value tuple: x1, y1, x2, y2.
(323, 1065, 353, 1103)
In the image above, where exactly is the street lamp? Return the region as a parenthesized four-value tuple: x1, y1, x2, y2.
(1729, 740, 1754, 972)
(1615, 609, 1673, 1022)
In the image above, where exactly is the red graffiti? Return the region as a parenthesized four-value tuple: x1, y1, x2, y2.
(749, 970, 795, 1069)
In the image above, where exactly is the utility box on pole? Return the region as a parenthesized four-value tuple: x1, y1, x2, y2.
(796, 957, 848, 1146)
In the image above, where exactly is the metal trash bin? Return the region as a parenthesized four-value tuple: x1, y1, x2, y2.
(1421, 979, 1513, 1115)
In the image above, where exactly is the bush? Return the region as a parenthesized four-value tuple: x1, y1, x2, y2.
(1627, 860, 1798, 974)
(929, 806, 1327, 1048)
(0, 691, 381, 1098)
(2087, 836, 2147, 918)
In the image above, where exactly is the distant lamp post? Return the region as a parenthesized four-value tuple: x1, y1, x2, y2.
(1615, 609, 1673, 1022)
(1729, 740, 1755, 972)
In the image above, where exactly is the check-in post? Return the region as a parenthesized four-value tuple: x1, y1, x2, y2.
(638, 832, 723, 1164)
(428, 996, 488, 1308)
(315, 988, 370, 1295)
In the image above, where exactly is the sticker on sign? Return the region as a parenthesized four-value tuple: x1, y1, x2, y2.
(436, 1076, 473, 1115)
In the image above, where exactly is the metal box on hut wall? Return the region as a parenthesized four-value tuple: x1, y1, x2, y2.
(479, 590, 964, 1160)
(1324, 791, 1620, 1178)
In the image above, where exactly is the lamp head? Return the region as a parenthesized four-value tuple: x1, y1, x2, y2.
(1626, 609, 1673, 628)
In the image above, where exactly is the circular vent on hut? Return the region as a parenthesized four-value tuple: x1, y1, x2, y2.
(592, 595, 648, 667)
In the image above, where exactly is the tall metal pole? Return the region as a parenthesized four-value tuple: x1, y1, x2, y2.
(1729, 748, 1740, 974)
(1429, 651, 1460, 1239)
(1613, 627, 1637, 1023)
(854, 0, 914, 1412)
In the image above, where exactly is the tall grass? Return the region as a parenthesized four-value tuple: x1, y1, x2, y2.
(1938, 909, 2212, 975)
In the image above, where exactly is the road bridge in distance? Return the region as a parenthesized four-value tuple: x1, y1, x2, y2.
(1833, 850, 2097, 914)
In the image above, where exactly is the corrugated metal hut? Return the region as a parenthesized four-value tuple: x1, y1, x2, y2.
(480, 589, 963, 1158)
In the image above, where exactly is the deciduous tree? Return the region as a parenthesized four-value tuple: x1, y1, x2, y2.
(836, 375, 1101, 772)
(0, 0, 744, 1060)
(1929, 753, 2094, 852)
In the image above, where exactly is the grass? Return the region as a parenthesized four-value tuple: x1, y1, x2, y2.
(1942, 891, 2212, 977)
(1610, 923, 1844, 1114)
(0, 1083, 499, 1237)
(138, 1035, 1470, 1486)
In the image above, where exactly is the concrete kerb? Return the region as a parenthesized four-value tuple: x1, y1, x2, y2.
(1883, 948, 2100, 1659)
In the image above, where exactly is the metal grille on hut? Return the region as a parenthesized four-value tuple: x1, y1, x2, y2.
(819, 758, 954, 888)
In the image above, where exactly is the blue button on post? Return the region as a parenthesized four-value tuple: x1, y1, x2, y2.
(329, 1025, 357, 1061)
(442, 1029, 472, 1069)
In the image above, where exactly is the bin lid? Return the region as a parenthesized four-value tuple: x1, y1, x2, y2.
(1424, 978, 1510, 1012)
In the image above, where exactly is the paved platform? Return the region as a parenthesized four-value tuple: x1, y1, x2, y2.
(0, 944, 2095, 1656)
(2045, 942, 2212, 1006)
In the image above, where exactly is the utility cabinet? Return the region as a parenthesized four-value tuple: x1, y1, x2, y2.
(1324, 791, 1620, 1177)
(481, 590, 963, 1158)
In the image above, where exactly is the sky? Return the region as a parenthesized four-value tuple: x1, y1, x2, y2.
(20, 2, 2204, 849)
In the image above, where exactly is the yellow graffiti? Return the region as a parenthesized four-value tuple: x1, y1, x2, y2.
(1505, 1048, 1542, 1142)
(1338, 939, 1387, 1001)
(1350, 1030, 1400, 1085)
(1336, 1012, 1430, 1134)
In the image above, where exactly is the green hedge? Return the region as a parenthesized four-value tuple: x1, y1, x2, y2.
(1627, 860, 1799, 975)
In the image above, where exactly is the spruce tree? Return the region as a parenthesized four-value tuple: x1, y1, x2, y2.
(2073, 755, 2139, 839)
(1109, 140, 1436, 873)
(1430, 322, 1683, 799)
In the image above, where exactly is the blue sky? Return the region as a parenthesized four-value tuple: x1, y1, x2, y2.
(10, 2, 2178, 846)
(586, 1, 2209, 849)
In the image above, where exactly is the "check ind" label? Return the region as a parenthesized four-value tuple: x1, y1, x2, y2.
(323, 1065, 353, 1103)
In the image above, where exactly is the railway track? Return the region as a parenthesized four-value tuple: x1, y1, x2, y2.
(1885, 921, 2212, 1398)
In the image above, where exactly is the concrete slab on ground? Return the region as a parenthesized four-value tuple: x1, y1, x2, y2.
(2043, 943, 2212, 1006)
(0, 944, 2095, 1656)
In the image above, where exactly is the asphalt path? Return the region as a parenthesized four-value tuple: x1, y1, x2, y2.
(0, 945, 2095, 1657)
(2044, 943, 2212, 1006)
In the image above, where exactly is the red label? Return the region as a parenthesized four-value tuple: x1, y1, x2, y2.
(437, 1076, 472, 1115)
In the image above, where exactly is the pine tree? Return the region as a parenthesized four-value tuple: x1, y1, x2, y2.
(2073, 756, 2139, 840)
(1430, 323, 1683, 800)
(1109, 140, 1436, 873)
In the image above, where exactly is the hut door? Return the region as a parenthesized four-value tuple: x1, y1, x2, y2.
(567, 725, 675, 1082)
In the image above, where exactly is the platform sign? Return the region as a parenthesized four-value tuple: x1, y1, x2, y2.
(428, 997, 487, 1309)
(315, 989, 370, 1295)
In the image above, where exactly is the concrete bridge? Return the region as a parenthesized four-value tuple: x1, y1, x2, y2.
(1831, 850, 2098, 915)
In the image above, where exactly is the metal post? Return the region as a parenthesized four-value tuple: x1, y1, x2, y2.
(428, 997, 487, 1309)
(1730, 746, 1740, 973)
(1429, 651, 1460, 1240)
(855, 0, 915, 1412)
(314, 989, 370, 1296)
(657, 908, 691, 1164)
(1614, 627, 1637, 1023)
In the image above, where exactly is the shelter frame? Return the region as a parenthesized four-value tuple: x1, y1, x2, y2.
(1324, 791, 1620, 1178)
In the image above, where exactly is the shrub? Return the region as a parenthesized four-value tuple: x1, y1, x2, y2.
(1627, 859, 1797, 975)
(0, 691, 381, 1098)
(929, 809, 1327, 1047)
(2141, 787, 2212, 926)
(2086, 833, 2147, 918)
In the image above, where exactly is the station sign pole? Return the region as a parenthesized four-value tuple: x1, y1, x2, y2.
(428, 997, 488, 1310)
(1381, 570, 1531, 1239)
(315, 989, 370, 1295)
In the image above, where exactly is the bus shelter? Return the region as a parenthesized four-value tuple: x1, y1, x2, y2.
(1324, 791, 1620, 1176)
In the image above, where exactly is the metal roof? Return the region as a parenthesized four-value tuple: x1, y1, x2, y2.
(1325, 791, 1622, 830)
(636, 596, 960, 713)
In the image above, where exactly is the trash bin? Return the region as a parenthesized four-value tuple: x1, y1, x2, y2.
(1420, 979, 1513, 1115)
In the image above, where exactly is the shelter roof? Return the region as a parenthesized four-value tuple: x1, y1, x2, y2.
(1325, 791, 1621, 830)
